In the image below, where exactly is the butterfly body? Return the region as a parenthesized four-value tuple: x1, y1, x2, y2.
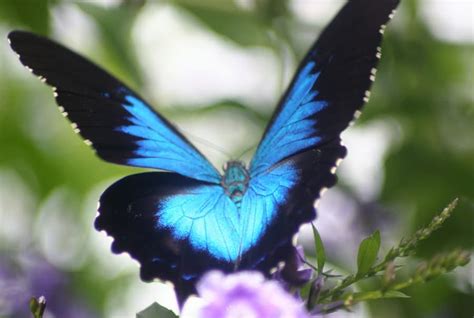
(8, 0, 400, 304)
(221, 161, 249, 206)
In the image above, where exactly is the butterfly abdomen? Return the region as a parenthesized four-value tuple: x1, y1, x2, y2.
(222, 161, 249, 206)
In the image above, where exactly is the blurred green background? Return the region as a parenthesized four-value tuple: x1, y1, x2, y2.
(0, 0, 472, 317)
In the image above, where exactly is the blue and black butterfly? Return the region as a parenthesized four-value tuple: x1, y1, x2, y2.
(9, 0, 399, 304)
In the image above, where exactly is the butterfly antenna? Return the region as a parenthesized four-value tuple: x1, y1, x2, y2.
(237, 143, 258, 161)
(179, 128, 232, 161)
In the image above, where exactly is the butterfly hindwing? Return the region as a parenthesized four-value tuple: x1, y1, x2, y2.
(94, 172, 218, 303)
(8, 31, 220, 183)
(95, 161, 301, 280)
(240, 138, 346, 269)
(95, 169, 298, 302)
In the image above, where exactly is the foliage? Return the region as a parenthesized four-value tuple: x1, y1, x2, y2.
(307, 199, 470, 314)
(136, 302, 178, 318)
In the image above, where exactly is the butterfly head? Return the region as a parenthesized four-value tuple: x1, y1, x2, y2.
(222, 161, 249, 206)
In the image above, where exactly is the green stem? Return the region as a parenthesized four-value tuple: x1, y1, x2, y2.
(318, 199, 459, 303)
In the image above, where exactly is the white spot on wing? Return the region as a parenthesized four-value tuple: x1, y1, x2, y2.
(84, 139, 93, 146)
(319, 187, 328, 196)
(363, 90, 371, 103)
(71, 123, 78, 129)
(370, 68, 378, 81)
(389, 9, 397, 20)
(73, 128, 81, 134)
(314, 199, 320, 208)
(376, 46, 382, 59)
(57, 105, 69, 117)
(354, 110, 362, 119)
(290, 234, 298, 247)
(379, 24, 387, 34)
(329, 141, 346, 175)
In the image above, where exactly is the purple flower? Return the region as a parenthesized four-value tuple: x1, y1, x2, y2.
(185, 271, 310, 318)
(0, 252, 96, 318)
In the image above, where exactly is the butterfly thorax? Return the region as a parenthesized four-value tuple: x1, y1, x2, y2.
(222, 161, 249, 207)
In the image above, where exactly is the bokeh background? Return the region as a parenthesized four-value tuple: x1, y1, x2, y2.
(0, 0, 472, 317)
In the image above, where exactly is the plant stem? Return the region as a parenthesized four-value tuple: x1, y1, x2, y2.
(318, 199, 459, 303)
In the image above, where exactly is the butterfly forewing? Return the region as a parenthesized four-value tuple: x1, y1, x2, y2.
(8, 31, 220, 183)
(250, 0, 399, 176)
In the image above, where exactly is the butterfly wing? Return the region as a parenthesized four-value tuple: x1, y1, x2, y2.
(95, 165, 299, 275)
(94, 142, 345, 304)
(250, 0, 399, 177)
(95, 162, 317, 303)
(241, 140, 345, 267)
(242, 0, 400, 271)
(95, 172, 245, 303)
(8, 31, 220, 183)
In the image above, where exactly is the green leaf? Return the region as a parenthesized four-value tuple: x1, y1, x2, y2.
(356, 230, 381, 277)
(312, 224, 326, 274)
(382, 290, 411, 299)
(29, 296, 46, 318)
(29, 298, 40, 317)
(349, 290, 410, 302)
(136, 302, 178, 318)
(174, 0, 271, 47)
(0, 0, 50, 35)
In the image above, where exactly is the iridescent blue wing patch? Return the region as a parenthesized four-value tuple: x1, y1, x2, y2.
(250, 62, 328, 176)
(8, 31, 220, 183)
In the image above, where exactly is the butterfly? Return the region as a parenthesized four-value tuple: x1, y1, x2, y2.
(9, 0, 399, 304)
